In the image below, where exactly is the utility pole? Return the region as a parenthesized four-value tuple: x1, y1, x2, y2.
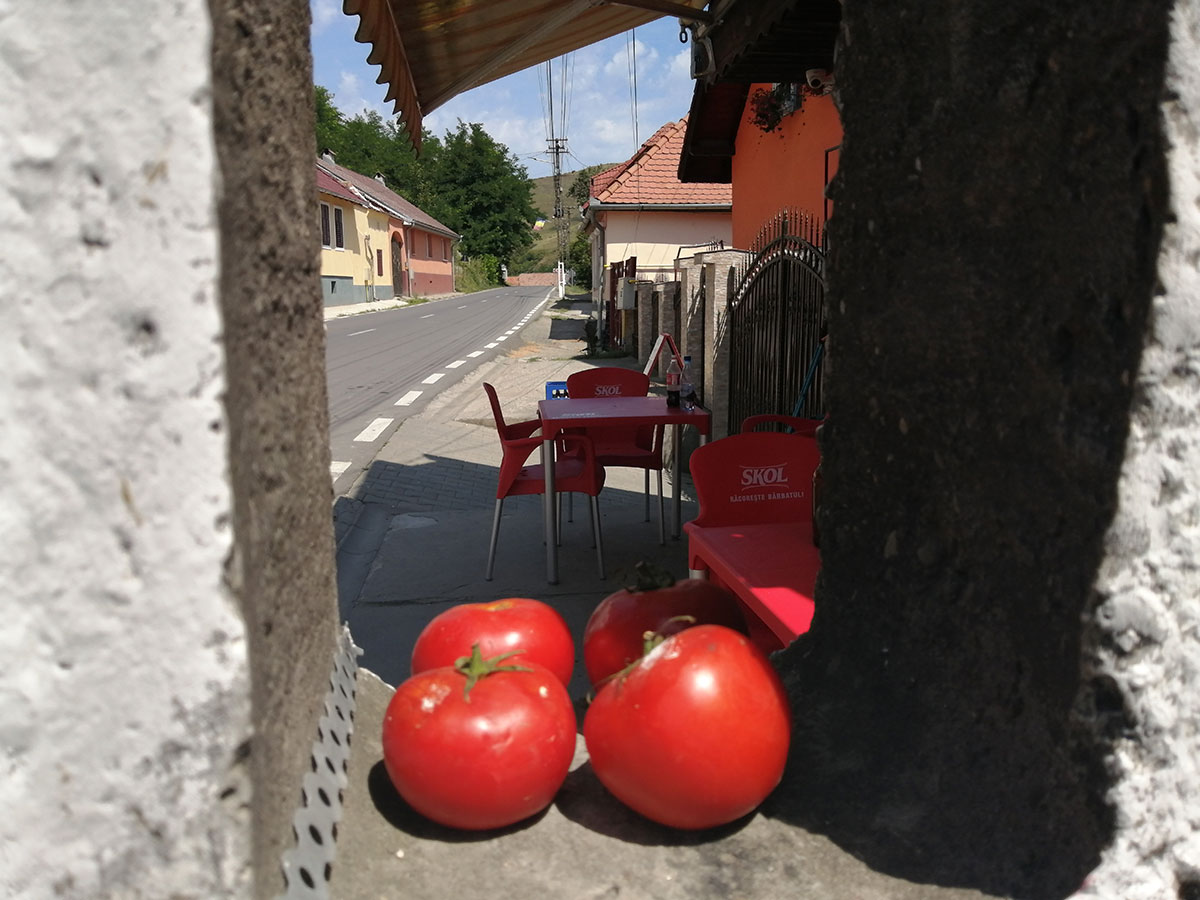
(546, 61, 569, 299)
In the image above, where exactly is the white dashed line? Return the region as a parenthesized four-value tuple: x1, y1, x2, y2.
(395, 390, 422, 406)
(422, 373, 445, 384)
(330, 461, 351, 480)
(354, 418, 393, 442)
(348, 328, 376, 336)
(421, 314, 434, 319)
(485, 342, 498, 348)
(496, 336, 508, 342)
(467, 350, 483, 358)
(458, 305, 467, 309)
(446, 360, 466, 369)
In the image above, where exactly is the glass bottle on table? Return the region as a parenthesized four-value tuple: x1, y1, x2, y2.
(666, 357, 681, 408)
(680, 355, 696, 411)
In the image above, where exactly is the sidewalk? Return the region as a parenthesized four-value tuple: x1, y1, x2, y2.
(326, 297, 1000, 900)
(332, 293, 692, 697)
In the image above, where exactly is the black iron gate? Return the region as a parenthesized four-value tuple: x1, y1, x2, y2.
(727, 210, 827, 433)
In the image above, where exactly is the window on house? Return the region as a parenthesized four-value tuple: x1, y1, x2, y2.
(426, 233, 432, 257)
(376, 248, 383, 276)
(333, 207, 345, 249)
(442, 238, 448, 261)
(320, 203, 331, 248)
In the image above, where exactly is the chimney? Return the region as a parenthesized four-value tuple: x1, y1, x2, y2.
(320, 149, 336, 164)
(374, 173, 386, 185)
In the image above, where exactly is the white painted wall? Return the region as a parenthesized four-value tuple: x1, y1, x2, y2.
(602, 209, 733, 273)
(0, 3, 251, 897)
(1075, 6, 1200, 898)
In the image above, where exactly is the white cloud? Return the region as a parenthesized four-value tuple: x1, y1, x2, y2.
(310, 0, 339, 34)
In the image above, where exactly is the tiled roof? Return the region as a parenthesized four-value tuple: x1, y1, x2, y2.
(316, 166, 364, 205)
(316, 157, 460, 239)
(591, 116, 731, 207)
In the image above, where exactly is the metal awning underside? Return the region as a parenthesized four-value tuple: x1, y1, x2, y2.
(343, 0, 711, 150)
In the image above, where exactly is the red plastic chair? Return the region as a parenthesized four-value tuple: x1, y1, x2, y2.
(740, 413, 824, 437)
(565, 367, 666, 544)
(483, 383, 606, 580)
(685, 430, 822, 651)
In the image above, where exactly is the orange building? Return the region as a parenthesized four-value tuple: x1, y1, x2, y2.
(680, 81, 842, 247)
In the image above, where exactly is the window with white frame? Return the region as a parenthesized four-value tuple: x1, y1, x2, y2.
(333, 207, 344, 249)
(320, 202, 346, 250)
(320, 203, 331, 248)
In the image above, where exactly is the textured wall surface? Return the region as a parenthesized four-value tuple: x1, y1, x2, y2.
(210, 0, 343, 895)
(1078, 5, 1200, 897)
(0, 2, 252, 896)
(771, 1, 1193, 898)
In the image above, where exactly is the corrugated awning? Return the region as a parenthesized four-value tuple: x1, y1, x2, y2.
(343, 0, 712, 150)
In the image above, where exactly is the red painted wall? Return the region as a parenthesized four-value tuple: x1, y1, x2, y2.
(731, 88, 842, 249)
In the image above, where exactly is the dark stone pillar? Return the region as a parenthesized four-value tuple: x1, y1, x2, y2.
(770, 2, 1168, 897)
(210, 0, 342, 895)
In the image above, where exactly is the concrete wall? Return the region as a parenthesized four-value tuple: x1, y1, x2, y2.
(0, 2, 253, 896)
(768, 2, 1199, 898)
(211, 0, 343, 894)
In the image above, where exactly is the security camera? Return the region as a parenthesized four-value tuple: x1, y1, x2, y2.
(805, 68, 834, 93)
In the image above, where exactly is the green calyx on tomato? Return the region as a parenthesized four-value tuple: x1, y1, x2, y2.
(640, 615, 696, 658)
(453, 643, 532, 701)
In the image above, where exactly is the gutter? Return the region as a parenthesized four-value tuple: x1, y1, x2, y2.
(586, 200, 732, 212)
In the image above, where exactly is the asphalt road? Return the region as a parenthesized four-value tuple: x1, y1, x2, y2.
(325, 284, 554, 490)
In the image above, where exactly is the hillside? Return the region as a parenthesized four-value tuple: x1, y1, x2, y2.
(520, 166, 615, 273)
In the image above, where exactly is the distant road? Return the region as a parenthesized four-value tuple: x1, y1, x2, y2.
(324, 285, 553, 489)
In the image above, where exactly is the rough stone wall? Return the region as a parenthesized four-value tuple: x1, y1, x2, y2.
(0, 2, 252, 896)
(210, 0, 342, 895)
(1078, 6, 1200, 897)
(771, 1, 1187, 898)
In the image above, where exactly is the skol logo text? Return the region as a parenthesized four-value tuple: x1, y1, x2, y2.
(593, 384, 622, 396)
(740, 464, 788, 489)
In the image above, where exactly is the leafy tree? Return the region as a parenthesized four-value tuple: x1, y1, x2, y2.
(314, 86, 346, 159)
(568, 230, 592, 289)
(568, 164, 608, 210)
(424, 121, 538, 265)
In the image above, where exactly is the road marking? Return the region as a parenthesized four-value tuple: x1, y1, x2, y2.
(458, 305, 467, 309)
(330, 461, 351, 479)
(496, 336, 508, 342)
(467, 350, 483, 358)
(422, 373, 445, 384)
(485, 342, 498, 348)
(348, 328, 375, 337)
(354, 418, 393, 442)
(421, 314, 434, 319)
(395, 390, 422, 406)
(446, 360, 466, 369)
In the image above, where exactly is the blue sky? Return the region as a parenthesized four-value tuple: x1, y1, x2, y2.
(309, 1, 697, 179)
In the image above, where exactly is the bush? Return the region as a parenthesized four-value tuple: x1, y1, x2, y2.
(456, 253, 501, 293)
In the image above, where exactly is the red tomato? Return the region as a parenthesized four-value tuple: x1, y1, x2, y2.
(582, 624, 790, 830)
(411, 598, 575, 686)
(583, 573, 746, 687)
(382, 645, 576, 830)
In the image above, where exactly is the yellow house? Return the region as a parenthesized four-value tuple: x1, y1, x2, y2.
(319, 153, 459, 300)
(316, 165, 395, 306)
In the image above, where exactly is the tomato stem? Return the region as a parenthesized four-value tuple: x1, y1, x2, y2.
(453, 644, 533, 701)
(641, 615, 696, 656)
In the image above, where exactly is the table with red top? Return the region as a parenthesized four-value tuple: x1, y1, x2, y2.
(537, 396, 711, 584)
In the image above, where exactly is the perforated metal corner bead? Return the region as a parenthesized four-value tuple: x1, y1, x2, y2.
(280, 625, 362, 899)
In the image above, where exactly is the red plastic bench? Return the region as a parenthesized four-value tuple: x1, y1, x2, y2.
(684, 431, 821, 652)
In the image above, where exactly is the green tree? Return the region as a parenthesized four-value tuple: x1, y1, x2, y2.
(425, 121, 538, 265)
(568, 230, 592, 289)
(314, 85, 345, 158)
(568, 164, 607, 210)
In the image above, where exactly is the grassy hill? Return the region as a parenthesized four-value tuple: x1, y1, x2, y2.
(519, 166, 615, 273)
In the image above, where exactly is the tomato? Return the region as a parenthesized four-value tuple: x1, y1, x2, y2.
(582, 565, 746, 687)
(382, 645, 576, 830)
(582, 624, 790, 830)
(411, 597, 575, 686)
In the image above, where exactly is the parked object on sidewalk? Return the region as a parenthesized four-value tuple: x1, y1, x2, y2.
(565, 367, 666, 544)
(684, 430, 821, 652)
(483, 383, 607, 580)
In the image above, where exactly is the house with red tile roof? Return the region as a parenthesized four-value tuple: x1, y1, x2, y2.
(582, 116, 732, 334)
(317, 154, 459, 302)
